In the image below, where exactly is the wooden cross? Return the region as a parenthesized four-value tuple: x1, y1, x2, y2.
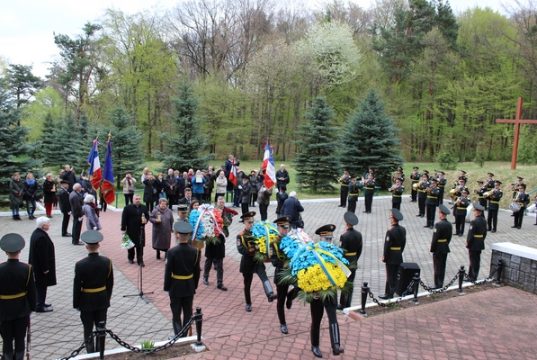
(495, 97, 537, 170)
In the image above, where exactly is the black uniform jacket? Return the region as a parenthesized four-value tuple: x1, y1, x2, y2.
(121, 204, 149, 245)
(29, 228, 57, 287)
(205, 234, 225, 259)
(454, 197, 470, 216)
(430, 219, 452, 254)
(383, 224, 406, 265)
(237, 230, 265, 274)
(58, 187, 71, 213)
(426, 187, 440, 205)
(73, 253, 113, 311)
(340, 228, 363, 269)
(164, 243, 201, 298)
(488, 190, 503, 210)
(0, 259, 36, 321)
(466, 216, 487, 251)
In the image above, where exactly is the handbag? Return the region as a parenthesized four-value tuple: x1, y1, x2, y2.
(121, 233, 135, 250)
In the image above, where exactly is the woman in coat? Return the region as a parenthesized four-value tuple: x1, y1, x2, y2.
(9, 172, 24, 220)
(143, 172, 156, 212)
(215, 170, 228, 203)
(150, 198, 174, 260)
(23, 172, 40, 220)
(82, 194, 101, 231)
(42, 173, 57, 218)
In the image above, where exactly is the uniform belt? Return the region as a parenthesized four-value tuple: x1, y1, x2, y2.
(349, 193, 359, 196)
(474, 235, 484, 238)
(490, 201, 499, 204)
(418, 190, 426, 193)
(365, 187, 375, 190)
(456, 207, 467, 210)
(81, 286, 106, 294)
(427, 196, 437, 199)
(389, 247, 401, 251)
(437, 239, 447, 243)
(478, 196, 484, 199)
(0, 291, 27, 300)
(345, 252, 357, 256)
(439, 185, 445, 188)
(393, 195, 401, 197)
(340, 184, 349, 187)
(172, 273, 193, 280)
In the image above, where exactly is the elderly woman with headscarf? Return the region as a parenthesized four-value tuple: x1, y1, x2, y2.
(149, 198, 174, 260)
(28, 217, 56, 312)
(82, 194, 101, 231)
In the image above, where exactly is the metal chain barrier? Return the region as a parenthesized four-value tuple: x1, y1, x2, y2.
(58, 333, 94, 360)
(367, 277, 418, 307)
(419, 271, 460, 294)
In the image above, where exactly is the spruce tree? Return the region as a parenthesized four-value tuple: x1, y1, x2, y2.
(161, 83, 209, 171)
(110, 107, 142, 187)
(339, 90, 403, 188)
(295, 97, 338, 192)
(54, 115, 88, 173)
(39, 112, 65, 166)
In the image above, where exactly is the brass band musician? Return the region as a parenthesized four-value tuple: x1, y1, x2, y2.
(512, 183, 530, 229)
(416, 173, 429, 218)
(454, 189, 470, 236)
(475, 180, 487, 209)
(436, 171, 447, 205)
(338, 170, 351, 208)
(410, 167, 420, 202)
(486, 180, 503, 233)
(363, 173, 375, 214)
(389, 178, 404, 210)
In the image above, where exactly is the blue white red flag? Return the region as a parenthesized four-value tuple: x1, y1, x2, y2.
(229, 160, 238, 186)
(87, 139, 102, 190)
(101, 140, 115, 204)
(262, 143, 276, 189)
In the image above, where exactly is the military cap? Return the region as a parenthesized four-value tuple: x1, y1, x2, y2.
(177, 204, 188, 212)
(343, 212, 359, 226)
(0, 233, 25, 253)
(519, 183, 527, 189)
(473, 203, 485, 211)
(495, 180, 502, 185)
(394, 177, 403, 182)
(315, 224, 336, 236)
(437, 171, 445, 175)
(240, 211, 256, 220)
(459, 170, 467, 174)
(430, 178, 438, 183)
(458, 176, 467, 181)
(80, 230, 103, 244)
(423, 170, 430, 174)
(391, 208, 403, 221)
(517, 176, 524, 181)
(477, 180, 484, 183)
(274, 216, 290, 225)
(396, 166, 403, 171)
(487, 172, 494, 177)
(174, 221, 193, 234)
(438, 204, 451, 215)
(413, 166, 419, 170)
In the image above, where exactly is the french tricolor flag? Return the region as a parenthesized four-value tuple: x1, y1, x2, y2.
(228, 160, 238, 186)
(87, 139, 102, 190)
(262, 143, 276, 189)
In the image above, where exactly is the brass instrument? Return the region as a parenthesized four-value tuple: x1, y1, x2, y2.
(412, 183, 419, 191)
(449, 188, 457, 196)
(483, 190, 492, 199)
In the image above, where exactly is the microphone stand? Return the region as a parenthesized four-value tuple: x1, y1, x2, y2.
(123, 225, 154, 304)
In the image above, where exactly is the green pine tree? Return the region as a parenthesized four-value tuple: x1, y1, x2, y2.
(339, 91, 403, 188)
(39, 112, 65, 166)
(161, 83, 210, 171)
(109, 107, 143, 187)
(54, 115, 88, 173)
(295, 97, 338, 193)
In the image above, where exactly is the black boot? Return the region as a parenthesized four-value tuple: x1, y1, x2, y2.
(263, 280, 276, 302)
(311, 346, 323, 358)
(15, 351, 25, 360)
(329, 323, 344, 355)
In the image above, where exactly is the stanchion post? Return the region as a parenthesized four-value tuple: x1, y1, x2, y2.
(96, 321, 106, 360)
(458, 266, 465, 294)
(195, 307, 203, 346)
(496, 259, 503, 284)
(412, 273, 420, 304)
(359, 282, 369, 316)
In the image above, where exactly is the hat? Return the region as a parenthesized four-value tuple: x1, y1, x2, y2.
(459, 170, 467, 174)
(391, 208, 403, 221)
(315, 224, 336, 236)
(430, 178, 438, 183)
(413, 166, 419, 170)
(495, 180, 502, 185)
(240, 211, 256, 221)
(60, 179, 70, 184)
(458, 176, 466, 181)
(396, 166, 403, 171)
(344, 212, 359, 226)
(438, 204, 451, 215)
(437, 171, 445, 175)
(477, 180, 484, 183)
(394, 177, 403, 182)
(0, 233, 25, 253)
(174, 221, 193, 234)
(487, 172, 494, 177)
(517, 176, 524, 181)
(519, 183, 527, 189)
(423, 170, 430, 175)
(473, 203, 485, 211)
(177, 204, 188, 212)
(80, 230, 103, 244)
(274, 216, 290, 225)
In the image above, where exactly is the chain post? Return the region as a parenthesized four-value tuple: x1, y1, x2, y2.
(412, 273, 420, 304)
(96, 321, 106, 360)
(359, 282, 369, 316)
(195, 307, 203, 347)
(495, 259, 503, 284)
(458, 266, 465, 294)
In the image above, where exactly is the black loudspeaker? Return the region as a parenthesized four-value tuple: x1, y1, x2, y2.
(396, 262, 420, 296)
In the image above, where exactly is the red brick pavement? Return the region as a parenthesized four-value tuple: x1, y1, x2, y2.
(99, 211, 537, 360)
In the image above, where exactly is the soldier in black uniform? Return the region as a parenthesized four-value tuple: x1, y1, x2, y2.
(347, 176, 360, 214)
(164, 221, 201, 336)
(338, 212, 362, 310)
(425, 179, 440, 228)
(389, 177, 404, 210)
(380, 209, 406, 299)
(475, 180, 487, 209)
(0, 234, 36, 360)
(409, 167, 420, 202)
(436, 171, 447, 205)
(454, 189, 470, 236)
(310, 224, 344, 358)
(513, 183, 530, 229)
(236, 211, 275, 312)
(73, 230, 114, 353)
(487, 180, 503, 233)
(430, 205, 452, 289)
(416, 173, 429, 218)
(338, 170, 350, 208)
(458, 170, 468, 184)
(466, 203, 487, 281)
(362, 173, 375, 213)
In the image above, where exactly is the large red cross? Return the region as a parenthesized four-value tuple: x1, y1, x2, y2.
(495, 97, 537, 170)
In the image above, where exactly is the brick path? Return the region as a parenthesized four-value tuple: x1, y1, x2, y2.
(0, 195, 536, 359)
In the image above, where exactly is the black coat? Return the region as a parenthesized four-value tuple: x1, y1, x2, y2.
(60, 170, 77, 191)
(23, 180, 40, 201)
(69, 190, 84, 218)
(430, 219, 452, 254)
(281, 197, 304, 227)
(276, 170, 290, 188)
(164, 243, 200, 298)
(43, 179, 56, 203)
(205, 234, 225, 259)
(466, 216, 487, 252)
(339, 228, 363, 268)
(143, 179, 156, 203)
(383, 224, 406, 265)
(0, 259, 36, 321)
(29, 228, 57, 287)
(58, 187, 71, 213)
(73, 253, 113, 311)
(121, 204, 149, 245)
(237, 230, 266, 274)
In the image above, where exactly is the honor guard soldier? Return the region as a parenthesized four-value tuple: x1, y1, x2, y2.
(512, 183, 530, 229)
(454, 189, 470, 236)
(363, 172, 375, 213)
(430, 205, 452, 289)
(380, 209, 406, 299)
(270, 216, 296, 334)
(425, 179, 440, 228)
(436, 171, 447, 205)
(389, 177, 404, 210)
(310, 224, 344, 358)
(466, 203, 487, 281)
(416, 173, 429, 217)
(487, 180, 503, 233)
(164, 221, 201, 337)
(237, 211, 276, 312)
(338, 212, 363, 310)
(512, 176, 524, 200)
(458, 170, 468, 184)
(347, 176, 360, 214)
(409, 166, 420, 202)
(0, 234, 36, 360)
(485, 173, 495, 191)
(475, 180, 487, 209)
(74, 230, 114, 354)
(338, 170, 351, 208)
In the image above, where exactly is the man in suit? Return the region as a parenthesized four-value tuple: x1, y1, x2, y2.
(431, 204, 452, 288)
(164, 221, 201, 337)
(58, 180, 71, 237)
(69, 183, 84, 245)
(380, 209, 406, 299)
(29, 217, 56, 313)
(121, 194, 150, 267)
(0, 233, 36, 360)
(73, 231, 114, 354)
(467, 203, 487, 281)
(338, 212, 363, 310)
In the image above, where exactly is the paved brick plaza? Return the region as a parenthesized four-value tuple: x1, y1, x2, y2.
(1, 195, 536, 359)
